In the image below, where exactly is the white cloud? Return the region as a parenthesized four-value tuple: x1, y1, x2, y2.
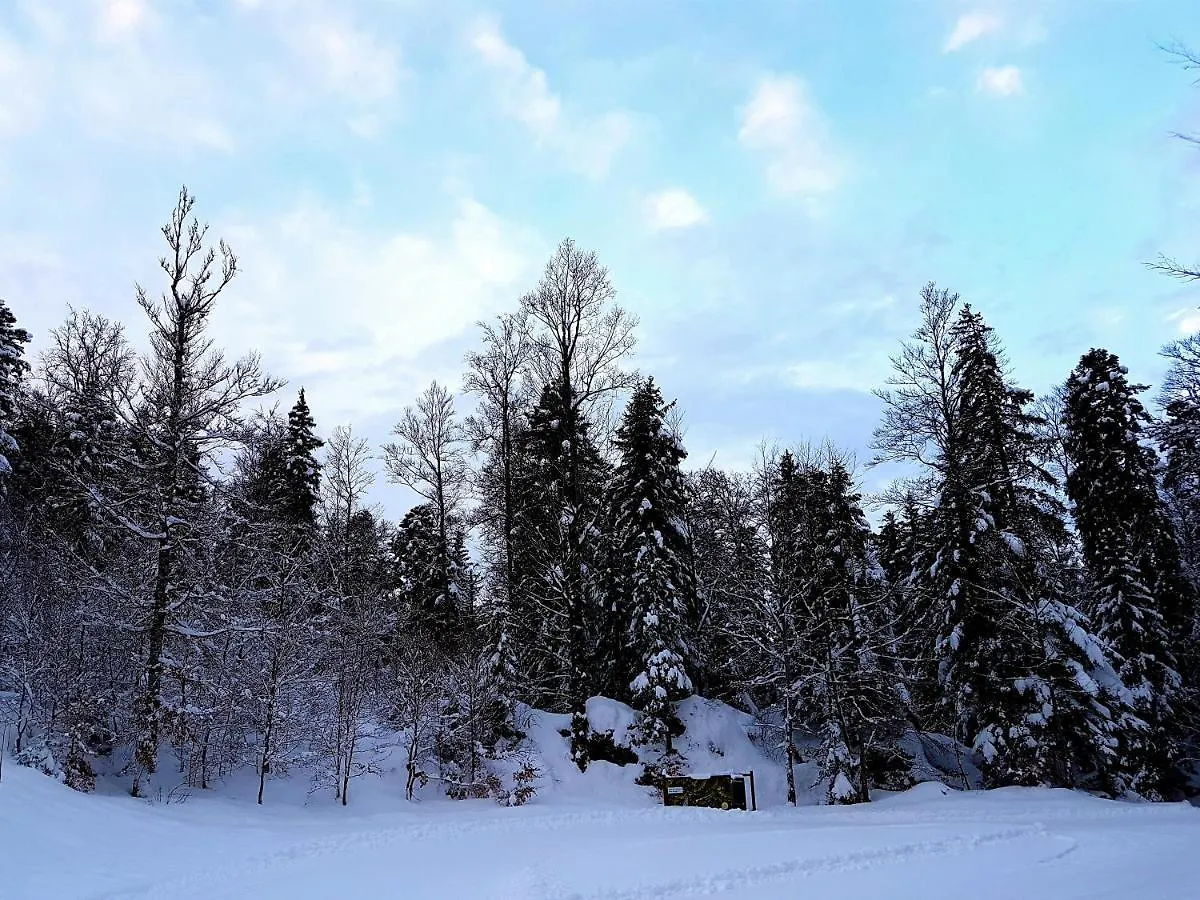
(231, 1, 405, 137)
(976, 65, 1023, 97)
(467, 17, 632, 178)
(944, 11, 1003, 53)
(94, 0, 149, 42)
(216, 197, 541, 421)
(643, 189, 708, 231)
(0, 1, 409, 157)
(279, 14, 400, 109)
(0, 3, 234, 154)
(1168, 308, 1200, 336)
(784, 357, 887, 393)
(0, 32, 45, 138)
(73, 46, 236, 152)
(738, 74, 841, 198)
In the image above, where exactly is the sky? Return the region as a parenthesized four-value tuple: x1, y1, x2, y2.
(2, 0, 1200, 515)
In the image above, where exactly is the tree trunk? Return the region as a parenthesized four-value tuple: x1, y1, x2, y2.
(258, 648, 280, 805)
(133, 535, 173, 796)
(784, 693, 798, 807)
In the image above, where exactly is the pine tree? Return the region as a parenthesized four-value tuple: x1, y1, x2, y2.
(875, 291, 1128, 790)
(1064, 348, 1188, 797)
(610, 379, 696, 755)
(282, 388, 323, 531)
(806, 461, 901, 804)
(728, 448, 814, 806)
(392, 503, 461, 644)
(0, 297, 31, 485)
(512, 378, 611, 762)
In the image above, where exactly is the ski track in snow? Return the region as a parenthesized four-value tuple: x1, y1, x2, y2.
(86, 806, 742, 899)
(88, 811, 1054, 900)
(72, 793, 1200, 900)
(512, 826, 1050, 900)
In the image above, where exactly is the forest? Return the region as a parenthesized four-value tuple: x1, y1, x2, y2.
(2, 183, 1200, 811)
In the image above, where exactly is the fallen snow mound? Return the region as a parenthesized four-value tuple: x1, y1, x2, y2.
(519, 695, 801, 808)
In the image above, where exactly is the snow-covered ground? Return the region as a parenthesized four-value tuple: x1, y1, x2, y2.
(4, 698, 1200, 899)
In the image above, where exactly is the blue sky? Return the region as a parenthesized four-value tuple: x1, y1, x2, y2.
(2, 0, 1199, 511)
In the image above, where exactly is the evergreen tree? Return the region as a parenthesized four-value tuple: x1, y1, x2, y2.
(732, 448, 815, 806)
(610, 379, 696, 754)
(0, 297, 31, 485)
(282, 388, 323, 531)
(876, 291, 1128, 790)
(943, 308, 1123, 788)
(392, 502, 461, 645)
(239, 414, 290, 523)
(1064, 348, 1189, 797)
(512, 378, 611, 762)
(806, 461, 901, 804)
(933, 305, 1041, 780)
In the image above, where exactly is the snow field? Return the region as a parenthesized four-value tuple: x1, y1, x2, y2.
(3, 696, 1200, 899)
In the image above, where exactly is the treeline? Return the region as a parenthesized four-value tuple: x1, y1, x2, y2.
(1, 188, 1198, 807)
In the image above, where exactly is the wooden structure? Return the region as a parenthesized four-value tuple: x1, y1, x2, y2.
(662, 771, 757, 811)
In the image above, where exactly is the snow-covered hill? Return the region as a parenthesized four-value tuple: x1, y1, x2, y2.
(3, 695, 1200, 899)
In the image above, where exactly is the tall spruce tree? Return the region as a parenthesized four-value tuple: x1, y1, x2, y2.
(1064, 348, 1189, 797)
(934, 305, 1042, 781)
(752, 449, 814, 806)
(610, 379, 696, 755)
(512, 378, 611, 762)
(876, 292, 1128, 789)
(281, 389, 323, 532)
(392, 502, 462, 646)
(0, 297, 31, 485)
(805, 460, 901, 805)
(946, 309, 1126, 788)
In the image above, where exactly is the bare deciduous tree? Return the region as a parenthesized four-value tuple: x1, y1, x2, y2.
(464, 313, 532, 616)
(521, 238, 639, 429)
(108, 188, 280, 795)
(870, 283, 962, 505)
(1150, 43, 1200, 282)
(321, 425, 375, 540)
(383, 381, 469, 572)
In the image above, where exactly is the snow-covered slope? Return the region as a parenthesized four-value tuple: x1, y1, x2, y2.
(3, 697, 1200, 898)
(5, 757, 1200, 899)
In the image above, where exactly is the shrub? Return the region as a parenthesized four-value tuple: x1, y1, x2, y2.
(585, 729, 639, 767)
